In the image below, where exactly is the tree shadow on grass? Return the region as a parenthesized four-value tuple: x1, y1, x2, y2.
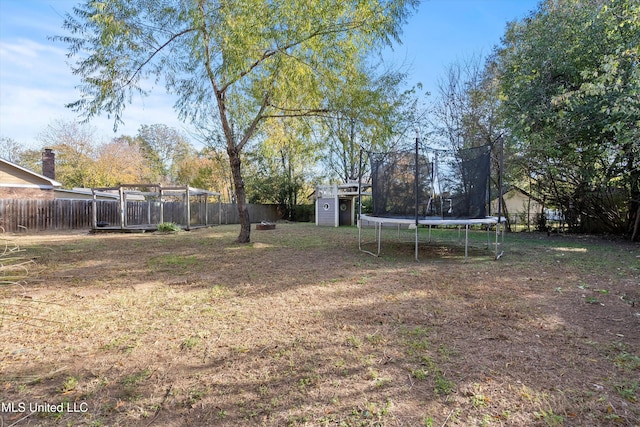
(2, 227, 638, 426)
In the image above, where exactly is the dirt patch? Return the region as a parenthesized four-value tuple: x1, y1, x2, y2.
(1, 224, 638, 426)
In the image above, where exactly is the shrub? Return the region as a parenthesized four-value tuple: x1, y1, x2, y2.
(157, 222, 181, 233)
(535, 213, 548, 232)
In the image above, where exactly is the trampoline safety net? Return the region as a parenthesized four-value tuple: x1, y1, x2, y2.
(370, 144, 491, 220)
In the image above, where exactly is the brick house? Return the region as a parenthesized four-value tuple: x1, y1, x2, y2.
(0, 151, 62, 200)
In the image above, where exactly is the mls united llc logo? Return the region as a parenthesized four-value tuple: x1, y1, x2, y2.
(1, 401, 89, 414)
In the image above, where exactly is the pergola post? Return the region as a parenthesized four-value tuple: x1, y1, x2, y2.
(91, 189, 97, 230)
(159, 184, 164, 225)
(185, 187, 191, 231)
(119, 186, 125, 230)
(204, 193, 209, 226)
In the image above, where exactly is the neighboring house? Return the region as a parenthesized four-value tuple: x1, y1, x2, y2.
(0, 156, 62, 200)
(492, 187, 544, 226)
(0, 151, 118, 201)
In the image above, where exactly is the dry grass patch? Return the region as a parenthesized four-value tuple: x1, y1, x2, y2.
(1, 224, 639, 426)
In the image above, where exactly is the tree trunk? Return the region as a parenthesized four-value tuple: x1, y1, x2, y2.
(500, 196, 511, 232)
(631, 203, 640, 242)
(626, 141, 639, 242)
(228, 146, 251, 243)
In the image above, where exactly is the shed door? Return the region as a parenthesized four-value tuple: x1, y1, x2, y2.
(338, 199, 352, 226)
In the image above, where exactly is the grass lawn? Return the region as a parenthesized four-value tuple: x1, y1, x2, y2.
(1, 223, 639, 426)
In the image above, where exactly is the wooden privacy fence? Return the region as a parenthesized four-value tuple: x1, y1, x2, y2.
(0, 199, 282, 233)
(0, 199, 93, 232)
(114, 200, 223, 228)
(221, 203, 282, 225)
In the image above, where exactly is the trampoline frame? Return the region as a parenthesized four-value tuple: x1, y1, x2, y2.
(358, 214, 505, 261)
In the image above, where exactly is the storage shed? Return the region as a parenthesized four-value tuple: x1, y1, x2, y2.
(315, 183, 368, 227)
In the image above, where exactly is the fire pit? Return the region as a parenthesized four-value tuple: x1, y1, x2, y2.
(256, 221, 276, 230)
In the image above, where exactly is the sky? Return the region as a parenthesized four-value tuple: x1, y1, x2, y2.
(0, 0, 540, 150)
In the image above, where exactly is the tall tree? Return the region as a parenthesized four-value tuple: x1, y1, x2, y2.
(57, 0, 417, 242)
(36, 121, 156, 187)
(320, 66, 424, 184)
(0, 137, 24, 163)
(433, 55, 508, 222)
(37, 120, 99, 188)
(174, 147, 233, 199)
(0, 139, 42, 175)
(134, 124, 193, 184)
(94, 138, 152, 186)
(498, 0, 639, 238)
(246, 118, 320, 219)
(433, 55, 502, 151)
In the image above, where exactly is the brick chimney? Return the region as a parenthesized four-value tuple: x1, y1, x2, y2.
(42, 148, 55, 180)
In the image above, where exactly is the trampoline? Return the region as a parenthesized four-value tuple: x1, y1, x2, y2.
(357, 138, 506, 261)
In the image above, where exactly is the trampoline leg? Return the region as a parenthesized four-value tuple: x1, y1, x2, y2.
(415, 224, 419, 262)
(464, 225, 469, 261)
(495, 220, 505, 260)
(487, 225, 490, 249)
(358, 219, 382, 258)
(495, 222, 499, 259)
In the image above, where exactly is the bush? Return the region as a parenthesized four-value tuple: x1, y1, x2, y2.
(293, 204, 314, 222)
(157, 222, 181, 233)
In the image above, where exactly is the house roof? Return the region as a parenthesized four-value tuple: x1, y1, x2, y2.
(0, 157, 62, 189)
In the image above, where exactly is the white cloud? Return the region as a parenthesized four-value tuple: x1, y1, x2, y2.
(0, 35, 193, 148)
(0, 0, 196, 148)
(1, 79, 190, 147)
